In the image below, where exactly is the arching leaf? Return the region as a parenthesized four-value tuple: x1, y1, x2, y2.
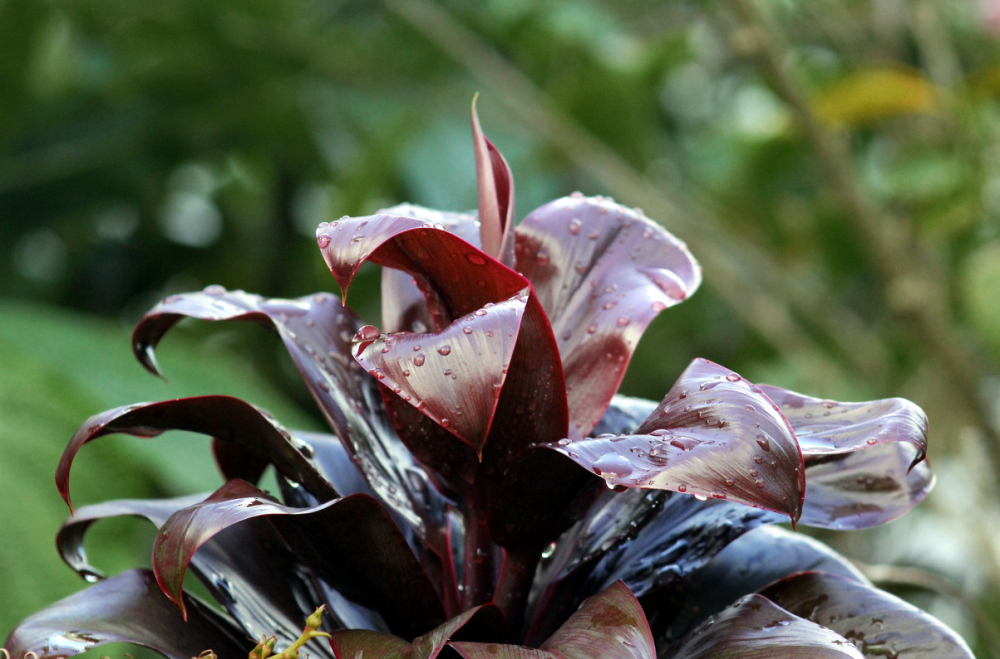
(56, 396, 337, 513)
(152, 479, 444, 640)
(761, 572, 975, 659)
(539, 581, 655, 659)
(56, 495, 331, 653)
(514, 195, 700, 438)
(2, 570, 247, 659)
(666, 594, 864, 659)
(550, 359, 805, 522)
(131, 289, 440, 546)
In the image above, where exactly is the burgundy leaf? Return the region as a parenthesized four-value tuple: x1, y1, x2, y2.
(550, 359, 805, 522)
(56, 396, 337, 513)
(524, 492, 778, 646)
(514, 195, 700, 438)
(759, 385, 934, 529)
(353, 294, 525, 456)
(2, 569, 247, 659)
(538, 581, 655, 659)
(451, 644, 566, 659)
(642, 526, 868, 647)
(379, 204, 480, 334)
(152, 479, 445, 640)
(131, 289, 440, 545)
(666, 594, 864, 659)
(317, 215, 567, 494)
(761, 572, 975, 659)
(471, 97, 515, 266)
(56, 495, 332, 653)
(328, 605, 504, 659)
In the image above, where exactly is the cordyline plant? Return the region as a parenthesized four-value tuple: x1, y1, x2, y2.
(4, 103, 975, 659)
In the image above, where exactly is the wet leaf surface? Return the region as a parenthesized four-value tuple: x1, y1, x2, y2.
(538, 581, 655, 659)
(759, 384, 933, 529)
(2, 569, 247, 659)
(667, 594, 864, 659)
(525, 491, 779, 645)
(152, 479, 444, 640)
(131, 289, 441, 550)
(353, 294, 526, 457)
(514, 195, 700, 438)
(641, 526, 868, 647)
(761, 571, 975, 659)
(328, 604, 504, 659)
(56, 396, 338, 513)
(472, 99, 515, 266)
(56, 493, 330, 653)
(550, 359, 805, 522)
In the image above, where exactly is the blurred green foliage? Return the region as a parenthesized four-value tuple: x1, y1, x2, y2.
(5, 0, 1000, 656)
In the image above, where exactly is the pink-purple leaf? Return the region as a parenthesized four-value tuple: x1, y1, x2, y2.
(666, 594, 865, 659)
(353, 294, 526, 456)
(55, 396, 337, 513)
(328, 604, 504, 659)
(550, 359, 805, 522)
(758, 384, 934, 529)
(515, 195, 700, 438)
(451, 644, 566, 659)
(152, 479, 444, 640)
(471, 98, 515, 266)
(761, 572, 975, 659)
(539, 581, 656, 659)
(379, 204, 481, 334)
(2, 570, 247, 659)
(56, 494, 332, 652)
(317, 215, 568, 489)
(131, 289, 438, 544)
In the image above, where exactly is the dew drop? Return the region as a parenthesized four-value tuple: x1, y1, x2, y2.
(413, 354, 426, 367)
(402, 369, 410, 377)
(754, 456, 763, 464)
(203, 284, 226, 295)
(756, 436, 770, 451)
(726, 373, 740, 382)
(616, 316, 630, 328)
(823, 400, 837, 409)
(746, 405, 755, 412)
(474, 308, 487, 317)
(587, 324, 597, 334)
(466, 253, 487, 265)
(356, 325, 381, 341)
(678, 485, 687, 492)
(536, 250, 551, 266)
(603, 302, 616, 310)
(750, 469, 758, 477)
(568, 218, 582, 235)
(755, 479, 765, 488)
(725, 479, 735, 487)
(371, 368, 386, 380)
(652, 301, 667, 311)
(317, 235, 331, 249)
(438, 346, 452, 356)
(381, 343, 392, 354)
(463, 327, 473, 335)
(866, 438, 877, 445)
(441, 418, 451, 428)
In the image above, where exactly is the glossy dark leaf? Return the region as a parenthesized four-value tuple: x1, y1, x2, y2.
(759, 384, 933, 529)
(353, 294, 526, 456)
(514, 195, 700, 438)
(379, 204, 480, 334)
(471, 99, 515, 266)
(538, 581, 655, 659)
(152, 479, 445, 640)
(2, 569, 247, 659)
(761, 572, 975, 659)
(131, 289, 441, 546)
(642, 526, 868, 646)
(451, 644, 565, 659)
(56, 396, 337, 513)
(317, 214, 568, 544)
(525, 491, 779, 645)
(666, 594, 864, 659)
(550, 359, 805, 522)
(56, 494, 331, 652)
(328, 605, 505, 659)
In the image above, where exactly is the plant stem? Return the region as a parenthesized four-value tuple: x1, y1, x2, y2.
(493, 547, 541, 640)
(462, 480, 495, 609)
